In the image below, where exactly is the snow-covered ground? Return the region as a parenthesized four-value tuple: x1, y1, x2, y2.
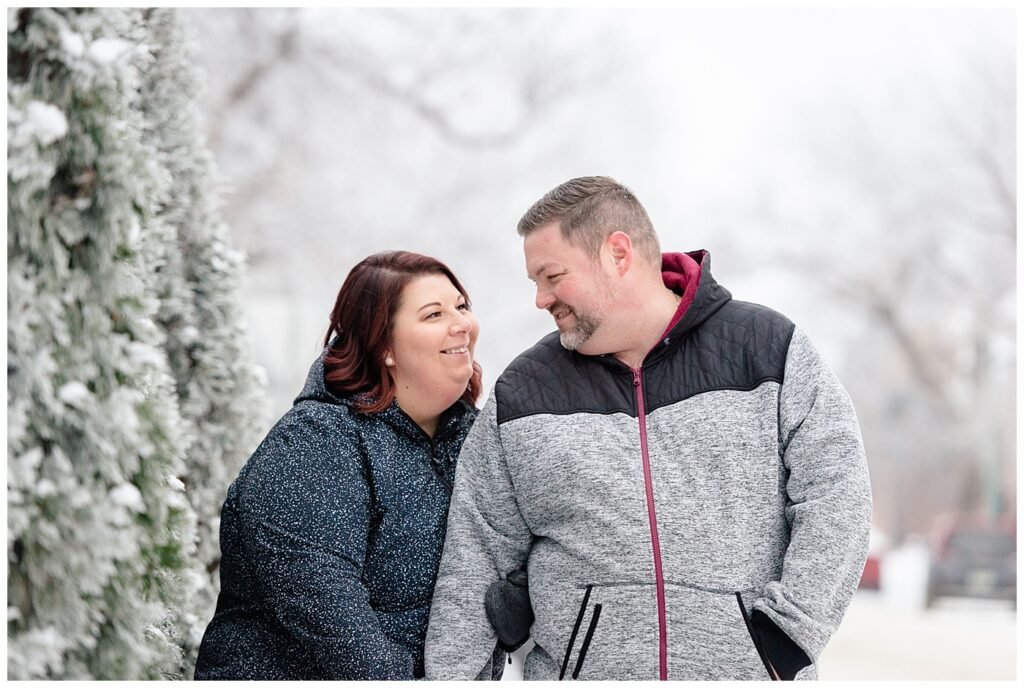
(818, 541, 1016, 680)
(820, 591, 1016, 680)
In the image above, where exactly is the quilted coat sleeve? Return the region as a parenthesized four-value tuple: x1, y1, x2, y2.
(424, 392, 533, 679)
(751, 326, 872, 677)
(235, 409, 415, 679)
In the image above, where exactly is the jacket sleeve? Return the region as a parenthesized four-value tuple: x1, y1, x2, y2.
(235, 411, 414, 679)
(424, 392, 533, 679)
(751, 326, 872, 678)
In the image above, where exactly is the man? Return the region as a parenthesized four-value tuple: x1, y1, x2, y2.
(425, 176, 871, 680)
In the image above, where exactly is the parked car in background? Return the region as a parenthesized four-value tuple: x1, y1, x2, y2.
(859, 527, 890, 590)
(925, 513, 1016, 608)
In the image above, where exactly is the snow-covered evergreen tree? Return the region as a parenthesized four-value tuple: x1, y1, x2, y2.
(136, 9, 268, 672)
(5, 7, 223, 678)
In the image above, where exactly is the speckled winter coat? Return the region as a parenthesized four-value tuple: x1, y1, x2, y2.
(194, 352, 477, 680)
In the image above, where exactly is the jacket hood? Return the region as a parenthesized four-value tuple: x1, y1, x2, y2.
(293, 349, 476, 443)
(294, 351, 345, 407)
(660, 250, 732, 340)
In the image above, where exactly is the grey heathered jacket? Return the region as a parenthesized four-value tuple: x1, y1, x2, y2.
(424, 250, 871, 680)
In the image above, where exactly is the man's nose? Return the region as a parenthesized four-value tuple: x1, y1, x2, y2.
(535, 286, 555, 311)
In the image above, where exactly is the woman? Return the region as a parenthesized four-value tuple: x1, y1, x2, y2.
(195, 251, 481, 679)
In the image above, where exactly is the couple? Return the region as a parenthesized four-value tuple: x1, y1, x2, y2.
(194, 176, 872, 681)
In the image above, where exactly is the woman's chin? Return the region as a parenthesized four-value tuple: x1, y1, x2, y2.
(440, 373, 473, 404)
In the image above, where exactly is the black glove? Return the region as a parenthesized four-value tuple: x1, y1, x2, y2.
(484, 568, 534, 652)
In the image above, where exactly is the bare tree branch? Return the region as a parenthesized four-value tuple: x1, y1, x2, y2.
(306, 42, 542, 150)
(206, 8, 606, 151)
(780, 247, 960, 421)
(208, 9, 302, 149)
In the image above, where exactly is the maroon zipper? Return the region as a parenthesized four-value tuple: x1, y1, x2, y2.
(633, 367, 668, 679)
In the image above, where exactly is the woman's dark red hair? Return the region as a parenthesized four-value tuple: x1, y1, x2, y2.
(322, 250, 482, 413)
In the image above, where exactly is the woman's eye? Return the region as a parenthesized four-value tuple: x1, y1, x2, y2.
(425, 311, 442, 320)
(457, 303, 471, 311)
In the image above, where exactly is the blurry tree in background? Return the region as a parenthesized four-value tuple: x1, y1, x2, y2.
(749, 27, 1015, 540)
(137, 9, 268, 673)
(179, 7, 635, 414)
(7, 8, 196, 678)
(195, 8, 608, 257)
(7, 8, 265, 678)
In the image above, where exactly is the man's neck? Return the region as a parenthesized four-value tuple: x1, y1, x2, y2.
(610, 285, 683, 369)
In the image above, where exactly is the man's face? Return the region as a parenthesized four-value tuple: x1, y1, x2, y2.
(524, 222, 615, 353)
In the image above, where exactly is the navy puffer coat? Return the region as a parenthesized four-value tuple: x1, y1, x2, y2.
(194, 352, 477, 679)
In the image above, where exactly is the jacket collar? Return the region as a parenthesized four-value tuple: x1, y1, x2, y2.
(661, 250, 732, 336)
(375, 398, 476, 444)
(643, 250, 733, 365)
(293, 349, 475, 443)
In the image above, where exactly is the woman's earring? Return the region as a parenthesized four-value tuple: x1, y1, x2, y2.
(384, 356, 394, 367)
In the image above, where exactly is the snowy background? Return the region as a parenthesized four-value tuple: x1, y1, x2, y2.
(179, 7, 1017, 680)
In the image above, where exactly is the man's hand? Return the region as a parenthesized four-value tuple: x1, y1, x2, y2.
(484, 568, 533, 652)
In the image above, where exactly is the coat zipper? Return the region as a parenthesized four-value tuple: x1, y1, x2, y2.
(429, 443, 453, 493)
(633, 367, 668, 680)
(400, 405, 455, 493)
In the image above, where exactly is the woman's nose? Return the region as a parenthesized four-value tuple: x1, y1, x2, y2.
(450, 312, 470, 334)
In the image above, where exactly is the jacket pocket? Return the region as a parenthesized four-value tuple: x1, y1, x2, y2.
(659, 580, 773, 679)
(559, 584, 603, 680)
(530, 580, 658, 680)
(735, 592, 777, 680)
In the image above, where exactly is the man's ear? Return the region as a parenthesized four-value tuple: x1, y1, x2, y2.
(605, 231, 633, 276)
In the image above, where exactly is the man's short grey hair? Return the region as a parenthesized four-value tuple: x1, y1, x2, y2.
(517, 176, 661, 265)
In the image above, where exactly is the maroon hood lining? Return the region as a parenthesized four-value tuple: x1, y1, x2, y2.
(659, 250, 705, 339)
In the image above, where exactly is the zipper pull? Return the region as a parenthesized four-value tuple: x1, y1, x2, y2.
(632, 368, 641, 387)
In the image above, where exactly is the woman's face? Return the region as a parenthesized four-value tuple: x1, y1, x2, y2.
(388, 273, 480, 408)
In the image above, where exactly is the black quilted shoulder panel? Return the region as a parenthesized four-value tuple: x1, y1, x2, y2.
(643, 299, 795, 414)
(495, 332, 635, 424)
(494, 301, 795, 425)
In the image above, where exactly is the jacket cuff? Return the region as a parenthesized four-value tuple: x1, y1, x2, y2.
(750, 610, 811, 680)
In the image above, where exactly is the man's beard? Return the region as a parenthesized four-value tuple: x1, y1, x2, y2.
(555, 306, 602, 351)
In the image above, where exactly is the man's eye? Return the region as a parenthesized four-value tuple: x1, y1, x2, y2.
(548, 272, 566, 281)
